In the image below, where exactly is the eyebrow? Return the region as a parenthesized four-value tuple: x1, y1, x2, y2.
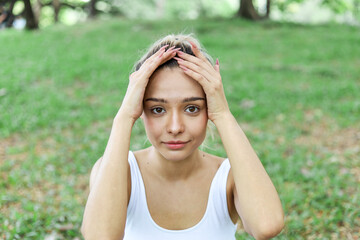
(144, 97, 205, 103)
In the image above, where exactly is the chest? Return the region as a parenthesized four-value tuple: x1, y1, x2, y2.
(141, 171, 213, 230)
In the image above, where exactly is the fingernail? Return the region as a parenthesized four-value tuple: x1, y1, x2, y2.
(167, 46, 176, 51)
(174, 57, 182, 61)
(216, 58, 219, 65)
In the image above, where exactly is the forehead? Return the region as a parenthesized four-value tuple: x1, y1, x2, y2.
(145, 67, 204, 100)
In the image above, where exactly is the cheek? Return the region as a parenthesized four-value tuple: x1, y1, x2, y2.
(143, 116, 161, 139)
(190, 113, 208, 138)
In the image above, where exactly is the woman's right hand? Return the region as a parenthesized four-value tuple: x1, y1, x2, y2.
(116, 45, 179, 123)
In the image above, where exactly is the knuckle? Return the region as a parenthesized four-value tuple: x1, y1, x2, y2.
(194, 65, 202, 72)
(199, 75, 206, 82)
(194, 58, 202, 65)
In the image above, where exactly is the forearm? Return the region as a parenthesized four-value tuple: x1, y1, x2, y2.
(82, 113, 134, 240)
(214, 113, 284, 238)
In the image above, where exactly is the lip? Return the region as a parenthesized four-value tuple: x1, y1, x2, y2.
(163, 140, 190, 150)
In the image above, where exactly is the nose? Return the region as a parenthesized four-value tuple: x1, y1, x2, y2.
(166, 111, 184, 135)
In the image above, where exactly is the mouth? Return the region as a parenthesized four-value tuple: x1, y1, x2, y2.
(163, 140, 190, 150)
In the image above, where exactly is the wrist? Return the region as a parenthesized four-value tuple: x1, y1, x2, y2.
(114, 109, 137, 127)
(212, 111, 236, 128)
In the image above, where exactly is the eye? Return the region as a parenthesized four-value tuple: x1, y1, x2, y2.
(185, 105, 200, 114)
(151, 107, 165, 114)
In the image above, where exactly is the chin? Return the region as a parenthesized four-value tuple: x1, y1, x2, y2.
(158, 150, 191, 162)
(156, 145, 200, 162)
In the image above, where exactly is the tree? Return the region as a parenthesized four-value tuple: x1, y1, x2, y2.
(52, 0, 60, 22)
(237, 0, 271, 20)
(23, 0, 38, 29)
(4, 0, 16, 27)
(265, 0, 271, 18)
(88, 0, 97, 18)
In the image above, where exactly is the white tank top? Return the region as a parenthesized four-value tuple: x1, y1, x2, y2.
(124, 151, 237, 240)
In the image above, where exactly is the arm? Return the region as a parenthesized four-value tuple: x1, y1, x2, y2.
(176, 44, 284, 239)
(214, 114, 284, 239)
(81, 115, 133, 240)
(81, 46, 179, 240)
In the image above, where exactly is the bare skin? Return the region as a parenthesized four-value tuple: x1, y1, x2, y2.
(133, 148, 237, 229)
(81, 43, 284, 240)
(175, 42, 284, 239)
(81, 46, 181, 240)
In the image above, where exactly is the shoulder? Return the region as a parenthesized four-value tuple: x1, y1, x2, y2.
(202, 152, 234, 188)
(132, 148, 151, 168)
(199, 150, 227, 171)
(133, 148, 149, 160)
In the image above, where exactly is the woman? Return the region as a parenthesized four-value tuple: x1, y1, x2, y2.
(81, 34, 284, 240)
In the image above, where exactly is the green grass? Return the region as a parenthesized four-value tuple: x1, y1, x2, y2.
(1, 18, 359, 239)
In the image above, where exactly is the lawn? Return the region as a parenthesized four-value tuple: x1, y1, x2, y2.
(0, 18, 359, 239)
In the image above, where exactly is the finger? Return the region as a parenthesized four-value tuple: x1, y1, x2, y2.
(177, 51, 213, 73)
(175, 56, 214, 81)
(149, 45, 170, 63)
(178, 64, 210, 91)
(159, 45, 175, 58)
(160, 46, 178, 59)
(158, 47, 180, 65)
(188, 41, 213, 68)
(154, 45, 168, 57)
(143, 45, 168, 66)
(179, 66, 210, 94)
(214, 58, 220, 73)
(143, 47, 179, 77)
(141, 45, 170, 72)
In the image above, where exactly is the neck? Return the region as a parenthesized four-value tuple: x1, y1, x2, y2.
(149, 147, 203, 181)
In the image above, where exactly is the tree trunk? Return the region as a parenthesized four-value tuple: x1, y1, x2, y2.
(23, 0, 38, 29)
(5, 0, 17, 28)
(265, 0, 271, 18)
(88, 0, 97, 18)
(53, 0, 60, 22)
(33, 0, 42, 25)
(237, 0, 261, 20)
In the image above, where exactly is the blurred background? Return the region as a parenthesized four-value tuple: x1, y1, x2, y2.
(1, 0, 359, 239)
(0, 0, 359, 29)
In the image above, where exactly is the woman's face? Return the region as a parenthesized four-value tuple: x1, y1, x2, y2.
(142, 67, 208, 161)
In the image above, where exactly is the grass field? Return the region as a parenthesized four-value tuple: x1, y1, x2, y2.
(0, 18, 359, 239)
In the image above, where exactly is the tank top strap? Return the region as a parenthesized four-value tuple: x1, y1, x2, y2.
(125, 154, 237, 239)
(127, 151, 143, 217)
(207, 159, 234, 226)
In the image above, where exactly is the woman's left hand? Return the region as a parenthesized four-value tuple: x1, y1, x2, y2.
(175, 43, 231, 123)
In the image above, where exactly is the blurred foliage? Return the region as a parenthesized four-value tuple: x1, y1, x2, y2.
(274, 0, 357, 14)
(322, 0, 356, 13)
(1, 0, 360, 28)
